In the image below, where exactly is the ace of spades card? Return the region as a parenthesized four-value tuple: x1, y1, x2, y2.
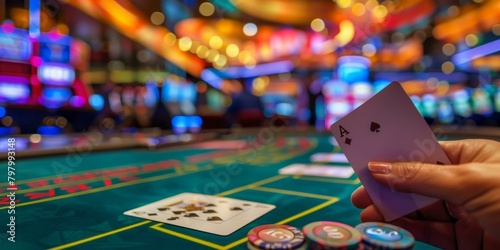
(124, 193, 275, 235)
(331, 82, 451, 221)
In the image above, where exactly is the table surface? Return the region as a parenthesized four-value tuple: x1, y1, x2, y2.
(1, 132, 453, 249)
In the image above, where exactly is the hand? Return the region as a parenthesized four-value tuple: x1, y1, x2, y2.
(351, 139, 500, 249)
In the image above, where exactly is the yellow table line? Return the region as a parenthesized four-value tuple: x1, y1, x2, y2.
(223, 198, 339, 249)
(252, 186, 337, 200)
(48, 220, 152, 250)
(150, 223, 224, 250)
(294, 176, 361, 185)
(215, 175, 288, 197)
(276, 198, 339, 225)
(0, 166, 214, 210)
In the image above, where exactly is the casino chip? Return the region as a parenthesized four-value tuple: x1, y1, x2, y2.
(247, 224, 306, 249)
(302, 221, 361, 250)
(355, 222, 415, 250)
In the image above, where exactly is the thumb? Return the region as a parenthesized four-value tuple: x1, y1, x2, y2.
(367, 161, 481, 206)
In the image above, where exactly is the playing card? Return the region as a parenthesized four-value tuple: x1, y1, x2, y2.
(330, 82, 450, 221)
(310, 153, 348, 163)
(124, 193, 275, 236)
(279, 164, 354, 178)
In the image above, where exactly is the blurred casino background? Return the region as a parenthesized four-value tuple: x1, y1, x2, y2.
(0, 0, 499, 145)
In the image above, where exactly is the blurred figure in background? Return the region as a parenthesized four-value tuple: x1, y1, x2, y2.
(225, 78, 264, 127)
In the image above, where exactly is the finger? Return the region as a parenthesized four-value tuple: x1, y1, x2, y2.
(439, 139, 500, 164)
(389, 217, 456, 250)
(367, 161, 489, 206)
(359, 204, 384, 222)
(351, 186, 373, 209)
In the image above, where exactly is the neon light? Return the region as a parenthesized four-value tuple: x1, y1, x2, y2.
(205, 61, 294, 83)
(89, 94, 105, 111)
(30, 56, 43, 67)
(37, 126, 63, 136)
(0, 107, 6, 118)
(452, 39, 500, 65)
(41, 88, 71, 108)
(69, 96, 85, 107)
(0, 27, 32, 61)
(200, 69, 223, 90)
(1, 21, 15, 33)
(29, 0, 41, 38)
(145, 81, 159, 108)
(37, 63, 75, 86)
(0, 83, 30, 101)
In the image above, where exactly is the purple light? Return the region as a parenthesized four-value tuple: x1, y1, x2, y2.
(452, 39, 500, 65)
(200, 69, 222, 89)
(220, 60, 294, 78)
(69, 96, 85, 107)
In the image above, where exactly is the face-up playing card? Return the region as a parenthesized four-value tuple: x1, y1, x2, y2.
(330, 82, 451, 221)
(124, 193, 275, 236)
(279, 163, 354, 178)
(310, 153, 349, 163)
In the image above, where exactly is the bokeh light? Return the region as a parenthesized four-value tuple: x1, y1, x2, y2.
(336, 0, 352, 9)
(465, 34, 478, 47)
(178, 36, 192, 51)
(226, 44, 240, 57)
(243, 23, 258, 36)
(442, 61, 455, 74)
(362, 43, 376, 57)
(209, 36, 223, 49)
(150, 12, 165, 25)
(310, 18, 325, 32)
(442, 43, 456, 56)
(352, 3, 366, 16)
(199, 2, 215, 17)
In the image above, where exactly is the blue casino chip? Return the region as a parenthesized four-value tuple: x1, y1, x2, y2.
(355, 222, 414, 249)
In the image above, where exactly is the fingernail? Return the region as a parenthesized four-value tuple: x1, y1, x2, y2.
(368, 162, 392, 174)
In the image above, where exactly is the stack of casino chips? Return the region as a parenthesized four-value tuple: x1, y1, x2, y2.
(302, 221, 361, 249)
(355, 222, 415, 250)
(246, 222, 414, 249)
(247, 224, 306, 249)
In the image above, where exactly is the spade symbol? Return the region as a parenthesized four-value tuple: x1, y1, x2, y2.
(167, 217, 179, 220)
(230, 207, 243, 211)
(157, 208, 169, 211)
(184, 213, 199, 218)
(133, 211, 146, 215)
(203, 209, 217, 213)
(205, 203, 216, 207)
(173, 211, 185, 215)
(147, 213, 158, 216)
(370, 122, 381, 133)
(345, 137, 352, 145)
(207, 216, 223, 221)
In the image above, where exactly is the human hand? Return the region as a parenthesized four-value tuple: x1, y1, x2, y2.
(351, 139, 500, 249)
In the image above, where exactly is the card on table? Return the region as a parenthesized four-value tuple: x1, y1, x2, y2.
(330, 82, 451, 221)
(279, 163, 354, 178)
(124, 193, 275, 236)
(310, 153, 349, 163)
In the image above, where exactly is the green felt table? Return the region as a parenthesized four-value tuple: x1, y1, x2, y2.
(0, 133, 440, 249)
